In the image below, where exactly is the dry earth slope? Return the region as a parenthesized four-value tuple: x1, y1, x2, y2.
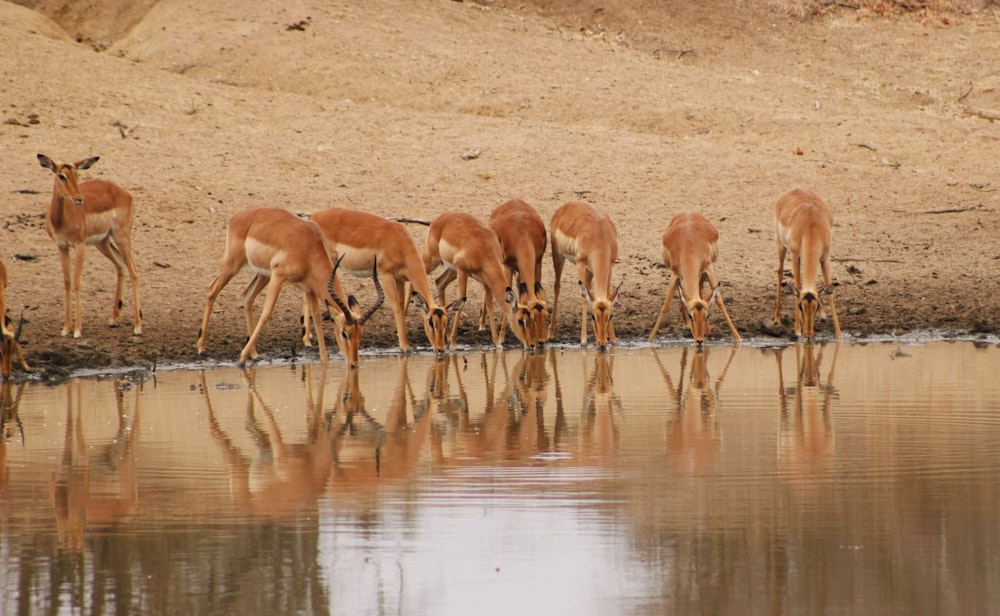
(1, 0, 999, 375)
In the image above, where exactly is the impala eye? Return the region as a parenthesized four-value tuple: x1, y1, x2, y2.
(58, 173, 68, 181)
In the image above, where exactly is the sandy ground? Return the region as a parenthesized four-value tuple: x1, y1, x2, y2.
(1, 0, 999, 377)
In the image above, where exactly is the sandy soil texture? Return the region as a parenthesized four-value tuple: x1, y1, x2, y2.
(2, 0, 999, 376)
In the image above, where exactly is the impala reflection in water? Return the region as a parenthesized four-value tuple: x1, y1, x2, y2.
(3, 341, 1000, 615)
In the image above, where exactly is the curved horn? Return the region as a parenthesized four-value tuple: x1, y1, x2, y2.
(358, 257, 385, 325)
(327, 254, 356, 325)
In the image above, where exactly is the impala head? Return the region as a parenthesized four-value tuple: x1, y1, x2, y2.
(580, 281, 621, 351)
(515, 282, 549, 348)
(327, 256, 385, 369)
(797, 290, 822, 340)
(682, 284, 721, 347)
(410, 292, 463, 357)
(37, 154, 99, 206)
(503, 287, 535, 348)
(1, 313, 26, 379)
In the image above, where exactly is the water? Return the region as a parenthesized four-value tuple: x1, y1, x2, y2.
(2, 340, 1000, 615)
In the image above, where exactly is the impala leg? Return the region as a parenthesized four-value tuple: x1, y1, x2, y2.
(774, 245, 786, 323)
(648, 274, 679, 342)
(241, 276, 285, 365)
(480, 283, 499, 349)
(95, 238, 126, 328)
(791, 253, 804, 337)
(197, 261, 243, 355)
(708, 270, 741, 342)
(386, 277, 410, 352)
(306, 291, 330, 364)
(57, 246, 73, 336)
(447, 271, 469, 350)
(116, 232, 143, 335)
(493, 267, 514, 345)
(821, 256, 842, 339)
(577, 264, 593, 347)
(435, 268, 457, 307)
(299, 293, 313, 347)
(548, 251, 565, 340)
(242, 274, 269, 360)
(71, 246, 86, 338)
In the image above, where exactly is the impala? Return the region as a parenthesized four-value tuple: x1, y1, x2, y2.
(37, 154, 142, 337)
(306, 208, 455, 355)
(196, 207, 382, 367)
(0, 261, 30, 379)
(421, 212, 529, 349)
(548, 201, 621, 350)
(773, 189, 842, 339)
(485, 199, 549, 348)
(647, 212, 740, 345)
(0, 260, 10, 340)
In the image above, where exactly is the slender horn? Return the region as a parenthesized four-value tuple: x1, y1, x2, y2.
(358, 257, 385, 325)
(327, 254, 357, 325)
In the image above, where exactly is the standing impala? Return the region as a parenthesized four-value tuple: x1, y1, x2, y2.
(548, 201, 621, 350)
(37, 154, 142, 337)
(0, 260, 29, 379)
(197, 207, 382, 367)
(307, 208, 455, 355)
(773, 189, 842, 340)
(422, 212, 529, 349)
(486, 199, 549, 348)
(647, 212, 740, 345)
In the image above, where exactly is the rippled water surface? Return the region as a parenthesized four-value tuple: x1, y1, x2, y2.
(3, 340, 1000, 615)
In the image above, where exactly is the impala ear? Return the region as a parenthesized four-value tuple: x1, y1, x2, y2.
(446, 297, 466, 315)
(820, 282, 839, 296)
(75, 156, 100, 170)
(505, 287, 518, 310)
(708, 285, 721, 305)
(610, 279, 624, 304)
(37, 153, 56, 171)
(534, 281, 547, 302)
(578, 282, 594, 304)
(410, 291, 428, 312)
(783, 282, 799, 297)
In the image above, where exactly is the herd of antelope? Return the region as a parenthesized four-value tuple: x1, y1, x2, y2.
(0, 154, 844, 377)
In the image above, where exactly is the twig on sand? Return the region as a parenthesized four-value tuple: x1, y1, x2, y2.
(919, 205, 978, 215)
(964, 106, 1000, 121)
(831, 257, 903, 264)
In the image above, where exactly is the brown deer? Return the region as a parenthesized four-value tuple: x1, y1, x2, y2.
(37, 154, 142, 338)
